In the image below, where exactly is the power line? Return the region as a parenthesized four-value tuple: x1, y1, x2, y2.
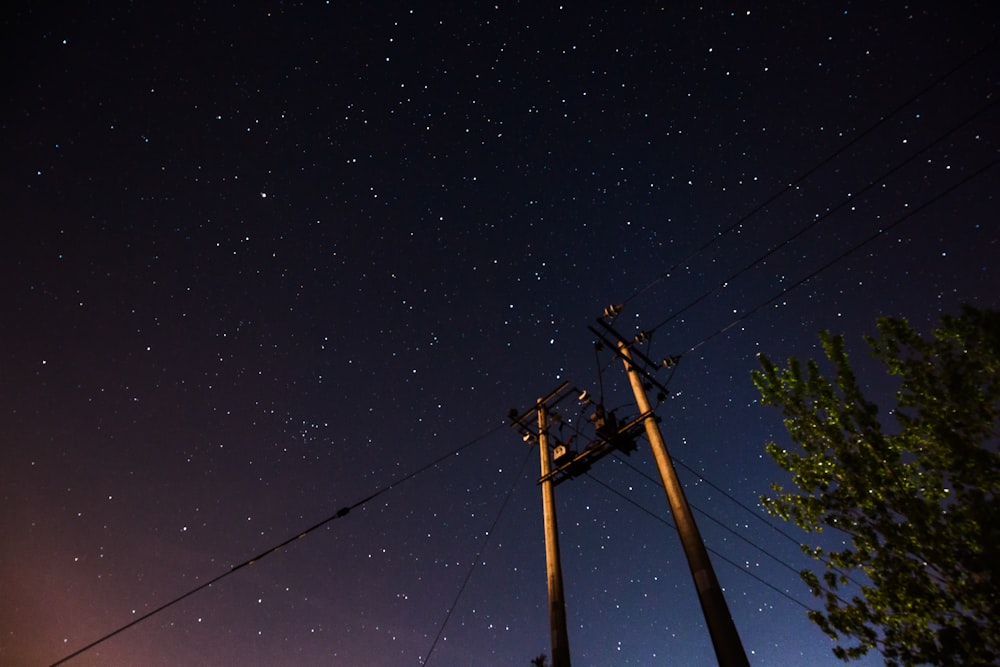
(49, 422, 507, 667)
(646, 96, 998, 336)
(611, 455, 802, 575)
(687, 157, 998, 353)
(667, 456, 815, 550)
(616, 37, 996, 311)
(595, 444, 877, 610)
(422, 441, 536, 666)
(610, 453, 816, 583)
(613, 452, 868, 593)
(583, 472, 813, 612)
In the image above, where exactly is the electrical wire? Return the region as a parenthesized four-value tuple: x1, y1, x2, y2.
(611, 453, 817, 577)
(667, 456, 817, 549)
(421, 440, 536, 666)
(593, 341, 607, 405)
(686, 157, 998, 353)
(609, 457, 802, 576)
(583, 473, 814, 612)
(616, 37, 997, 311)
(592, 92, 993, 414)
(613, 452, 867, 590)
(645, 96, 998, 337)
(49, 422, 507, 667)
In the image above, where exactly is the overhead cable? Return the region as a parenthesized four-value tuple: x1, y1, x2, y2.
(49, 422, 507, 667)
(617, 37, 997, 310)
(687, 157, 998, 353)
(583, 473, 814, 612)
(648, 96, 998, 336)
(422, 442, 536, 666)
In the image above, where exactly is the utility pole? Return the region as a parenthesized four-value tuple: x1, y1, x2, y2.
(619, 342, 750, 667)
(537, 399, 572, 667)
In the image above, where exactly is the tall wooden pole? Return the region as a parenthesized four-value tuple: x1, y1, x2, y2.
(619, 343, 750, 667)
(538, 400, 572, 667)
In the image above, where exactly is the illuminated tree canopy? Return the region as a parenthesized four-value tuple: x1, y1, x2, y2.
(754, 306, 999, 666)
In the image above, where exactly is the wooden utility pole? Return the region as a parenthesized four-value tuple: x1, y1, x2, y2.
(537, 399, 572, 667)
(619, 342, 750, 667)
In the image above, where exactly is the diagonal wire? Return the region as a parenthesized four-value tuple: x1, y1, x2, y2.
(668, 456, 816, 549)
(50, 422, 507, 667)
(583, 473, 814, 612)
(688, 157, 998, 353)
(605, 456, 807, 579)
(422, 441, 536, 665)
(647, 95, 998, 336)
(617, 37, 997, 311)
(615, 452, 869, 590)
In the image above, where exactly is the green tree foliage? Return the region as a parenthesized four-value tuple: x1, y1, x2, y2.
(753, 306, 1000, 666)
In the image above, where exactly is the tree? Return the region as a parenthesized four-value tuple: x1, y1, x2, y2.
(753, 306, 1000, 666)
(530, 654, 548, 667)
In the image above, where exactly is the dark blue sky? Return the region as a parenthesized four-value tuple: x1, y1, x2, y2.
(2, 2, 997, 665)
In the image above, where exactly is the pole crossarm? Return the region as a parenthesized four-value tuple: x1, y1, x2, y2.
(588, 321, 674, 400)
(507, 381, 576, 440)
(537, 411, 650, 486)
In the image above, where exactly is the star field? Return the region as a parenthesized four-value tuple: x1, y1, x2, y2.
(2, 2, 997, 665)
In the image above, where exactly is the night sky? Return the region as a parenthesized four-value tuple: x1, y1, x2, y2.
(2, 2, 997, 666)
